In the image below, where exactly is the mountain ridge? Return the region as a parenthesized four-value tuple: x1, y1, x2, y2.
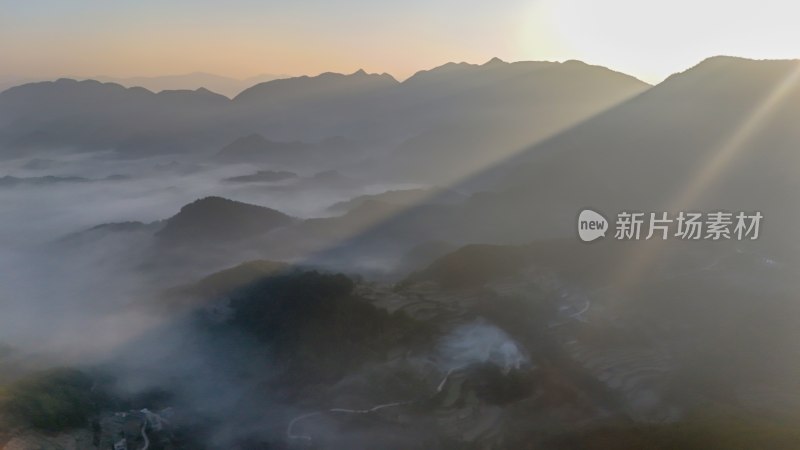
(1, 56, 784, 160)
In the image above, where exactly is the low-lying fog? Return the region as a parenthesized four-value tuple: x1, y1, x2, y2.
(0, 149, 419, 369)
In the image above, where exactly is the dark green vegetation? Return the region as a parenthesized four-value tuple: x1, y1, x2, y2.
(0, 368, 99, 432)
(170, 259, 289, 300)
(228, 271, 432, 385)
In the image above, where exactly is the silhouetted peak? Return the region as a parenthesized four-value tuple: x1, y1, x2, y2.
(698, 55, 756, 66)
(178, 196, 243, 212)
(312, 69, 394, 81)
(661, 55, 800, 87)
(422, 61, 476, 72)
(404, 62, 480, 82)
(677, 55, 759, 76)
(233, 70, 397, 102)
(483, 57, 505, 66)
(155, 87, 229, 103)
(157, 196, 295, 244)
(171, 196, 292, 224)
(6, 78, 152, 96)
(403, 58, 642, 89)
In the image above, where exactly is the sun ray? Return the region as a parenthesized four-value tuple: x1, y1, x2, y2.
(611, 61, 800, 290)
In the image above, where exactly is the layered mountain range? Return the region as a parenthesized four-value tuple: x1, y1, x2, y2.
(3, 55, 800, 449)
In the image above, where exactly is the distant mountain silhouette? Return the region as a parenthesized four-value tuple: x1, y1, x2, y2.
(327, 188, 465, 214)
(0, 78, 231, 156)
(0, 60, 647, 160)
(90, 72, 284, 98)
(0, 75, 38, 95)
(371, 59, 649, 182)
(156, 196, 295, 246)
(234, 69, 397, 103)
(0, 175, 90, 187)
(222, 169, 298, 184)
(231, 70, 400, 142)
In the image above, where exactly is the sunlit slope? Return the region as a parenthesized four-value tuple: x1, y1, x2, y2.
(454, 57, 800, 253)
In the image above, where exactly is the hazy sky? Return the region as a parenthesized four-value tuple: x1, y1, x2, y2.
(2, 0, 799, 83)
